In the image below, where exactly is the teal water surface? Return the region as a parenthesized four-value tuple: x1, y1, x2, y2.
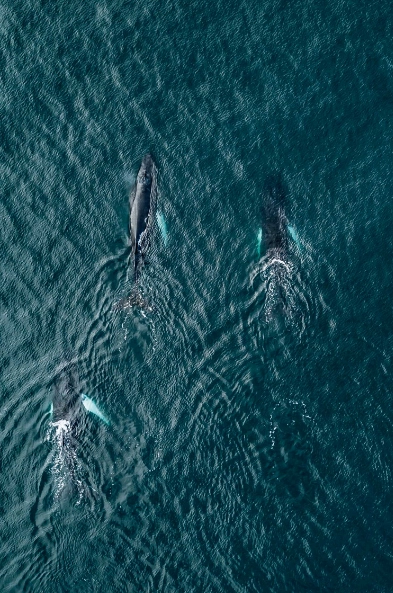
(1, 0, 393, 591)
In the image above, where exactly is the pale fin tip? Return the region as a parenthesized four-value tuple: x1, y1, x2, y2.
(81, 394, 111, 426)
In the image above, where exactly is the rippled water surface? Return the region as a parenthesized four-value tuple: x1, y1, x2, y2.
(1, 0, 393, 591)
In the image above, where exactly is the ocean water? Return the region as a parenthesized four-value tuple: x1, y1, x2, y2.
(1, 0, 393, 591)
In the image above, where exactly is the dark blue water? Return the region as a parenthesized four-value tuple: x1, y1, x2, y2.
(1, 0, 393, 591)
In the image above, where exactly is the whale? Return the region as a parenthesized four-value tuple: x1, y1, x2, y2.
(130, 154, 156, 281)
(261, 173, 289, 259)
(50, 357, 109, 500)
(52, 359, 81, 428)
(114, 154, 157, 310)
(52, 362, 109, 428)
(256, 174, 301, 259)
(256, 174, 294, 330)
(252, 175, 306, 343)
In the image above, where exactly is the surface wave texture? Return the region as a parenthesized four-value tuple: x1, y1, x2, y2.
(1, 0, 393, 591)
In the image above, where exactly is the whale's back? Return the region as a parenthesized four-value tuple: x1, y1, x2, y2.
(261, 174, 288, 254)
(52, 358, 81, 424)
(129, 154, 155, 279)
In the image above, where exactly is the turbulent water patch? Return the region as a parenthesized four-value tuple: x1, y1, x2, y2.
(245, 249, 314, 361)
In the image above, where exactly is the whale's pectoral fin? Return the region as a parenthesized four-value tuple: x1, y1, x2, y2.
(46, 402, 53, 420)
(81, 394, 110, 426)
(156, 211, 168, 246)
(288, 225, 302, 250)
(256, 228, 263, 258)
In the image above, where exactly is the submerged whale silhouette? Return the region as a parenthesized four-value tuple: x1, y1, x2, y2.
(257, 174, 301, 259)
(257, 174, 294, 329)
(52, 359, 109, 427)
(255, 175, 307, 346)
(51, 359, 85, 496)
(52, 359, 81, 430)
(261, 174, 289, 259)
(50, 357, 109, 501)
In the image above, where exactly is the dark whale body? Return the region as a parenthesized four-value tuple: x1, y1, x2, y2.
(261, 174, 288, 259)
(113, 154, 156, 310)
(52, 359, 81, 426)
(259, 174, 292, 331)
(51, 358, 87, 498)
(257, 175, 305, 343)
(130, 154, 155, 281)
